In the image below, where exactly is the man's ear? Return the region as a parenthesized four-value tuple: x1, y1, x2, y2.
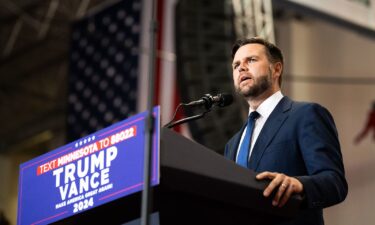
(273, 62, 283, 78)
(270, 62, 283, 87)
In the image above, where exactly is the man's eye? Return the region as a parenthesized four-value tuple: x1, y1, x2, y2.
(248, 58, 256, 63)
(233, 64, 239, 69)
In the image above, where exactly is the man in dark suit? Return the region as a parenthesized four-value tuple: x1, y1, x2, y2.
(225, 37, 347, 225)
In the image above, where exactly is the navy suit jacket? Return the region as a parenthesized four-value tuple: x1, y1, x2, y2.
(224, 96, 347, 225)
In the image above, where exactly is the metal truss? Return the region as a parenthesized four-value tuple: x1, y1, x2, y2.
(232, 0, 275, 43)
(0, 0, 93, 58)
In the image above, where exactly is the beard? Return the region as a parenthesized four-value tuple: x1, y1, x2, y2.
(235, 71, 272, 98)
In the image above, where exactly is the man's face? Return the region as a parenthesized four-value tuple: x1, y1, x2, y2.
(232, 43, 276, 98)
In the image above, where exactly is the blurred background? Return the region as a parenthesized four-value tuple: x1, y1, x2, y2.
(0, 0, 374, 224)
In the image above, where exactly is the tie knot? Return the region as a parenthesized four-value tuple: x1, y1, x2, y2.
(249, 111, 260, 121)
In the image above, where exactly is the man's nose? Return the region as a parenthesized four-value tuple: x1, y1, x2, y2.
(238, 62, 247, 72)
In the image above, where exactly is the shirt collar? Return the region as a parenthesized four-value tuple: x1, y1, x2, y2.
(249, 91, 284, 118)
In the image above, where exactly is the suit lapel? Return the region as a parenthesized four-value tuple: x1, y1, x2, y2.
(249, 97, 293, 170)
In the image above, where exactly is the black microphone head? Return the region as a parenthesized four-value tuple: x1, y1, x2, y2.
(217, 93, 233, 107)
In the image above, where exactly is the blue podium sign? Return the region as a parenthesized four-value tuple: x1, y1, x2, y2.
(17, 107, 160, 225)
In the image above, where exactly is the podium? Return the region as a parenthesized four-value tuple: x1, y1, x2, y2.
(53, 128, 302, 225)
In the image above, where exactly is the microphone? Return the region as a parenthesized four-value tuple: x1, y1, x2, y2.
(186, 93, 233, 109)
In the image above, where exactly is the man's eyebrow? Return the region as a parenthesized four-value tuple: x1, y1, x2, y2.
(232, 55, 258, 66)
(246, 55, 258, 59)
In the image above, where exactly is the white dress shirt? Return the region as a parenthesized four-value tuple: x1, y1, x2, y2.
(235, 91, 284, 162)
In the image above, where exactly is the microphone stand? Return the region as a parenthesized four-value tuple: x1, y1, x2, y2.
(141, 0, 157, 225)
(164, 93, 233, 128)
(165, 110, 211, 129)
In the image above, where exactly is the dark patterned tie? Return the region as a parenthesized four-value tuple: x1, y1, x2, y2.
(236, 111, 260, 168)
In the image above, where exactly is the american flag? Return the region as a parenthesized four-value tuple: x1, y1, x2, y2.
(67, 0, 142, 141)
(67, 0, 184, 141)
